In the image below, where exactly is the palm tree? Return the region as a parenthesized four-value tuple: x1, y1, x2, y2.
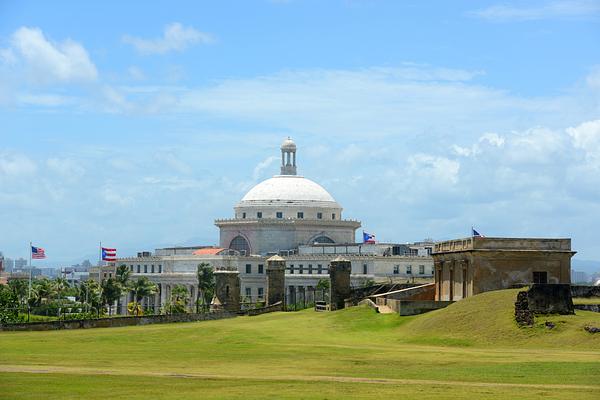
(115, 265, 130, 315)
(52, 277, 70, 300)
(129, 277, 157, 316)
(8, 279, 28, 307)
(165, 285, 190, 314)
(101, 278, 122, 315)
(78, 279, 103, 314)
(196, 263, 214, 312)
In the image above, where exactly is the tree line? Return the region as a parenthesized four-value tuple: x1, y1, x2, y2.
(0, 263, 215, 324)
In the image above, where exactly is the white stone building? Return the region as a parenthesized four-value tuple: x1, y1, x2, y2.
(112, 138, 433, 311)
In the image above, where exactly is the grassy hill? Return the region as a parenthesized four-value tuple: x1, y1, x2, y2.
(399, 288, 600, 348)
(0, 289, 599, 399)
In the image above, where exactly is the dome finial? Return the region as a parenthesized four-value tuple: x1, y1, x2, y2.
(280, 137, 297, 175)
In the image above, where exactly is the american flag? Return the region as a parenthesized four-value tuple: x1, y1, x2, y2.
(31, 246, 46, 259)
(102, 247, 117, 262)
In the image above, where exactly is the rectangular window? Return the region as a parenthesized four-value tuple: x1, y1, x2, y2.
(158, 265, 162, 273)
(130, 265, 134, 272)
(363, 264, 368, 274)
(245, 287, 251, 297)
(257, 212, 262, 218)
(533, 271, 548, 284)
(258, 287, 264, 299)
(258, 264, 264, 274)
(332, 213, 336, 220)
(297, 212, 304, 219)
(317, 212, 322, 219)
(151, 265, 155, 273)
(276, 211, 283, 219)
(406, 265, 412, 274)
(290, 264, 294, 274)
(137, 265, 140, 273)
(393, 265, 399, 275)
(242, 212, 246, 219)
(246, 264, 252, 274)
(419, 265, 425, 275)
(144, 265, 148, 273)
(299, 264, 304, 274)
(308, 264, 313, 274)
(317, 264, 322, 274)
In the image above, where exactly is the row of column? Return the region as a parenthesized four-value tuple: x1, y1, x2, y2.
(434, 259, 471, 301)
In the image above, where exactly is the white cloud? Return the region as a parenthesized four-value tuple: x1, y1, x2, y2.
(102, 187, 134, 207)
(471, 1, 600, 21)
(252, 156, 278, 181)
(453, 132, 505, 157)
(8, 26, 97, 83)
(0, 152, 37, 178)
(407, 154, 460, 185)
(567, 119, 600, 164)
(47, 158, 85, 180)
(122, 23, 213, 55)
(17, 93, 73, 107)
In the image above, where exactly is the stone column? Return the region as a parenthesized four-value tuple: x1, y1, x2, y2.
(211, 269, 241, 313)
(329, 256, 351, 311)
(266, 255, 286, 306)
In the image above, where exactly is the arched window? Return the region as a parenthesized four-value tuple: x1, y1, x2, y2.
(230, 235, 250, 255)
(313, 235, 335, 244)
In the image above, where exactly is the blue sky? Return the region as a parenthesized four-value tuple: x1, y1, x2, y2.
(0, 0, 599, 266)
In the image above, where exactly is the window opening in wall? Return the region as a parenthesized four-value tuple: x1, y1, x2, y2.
(308, 264, 313, 274)
(137, 265, 140, 273)
(258, 287, 264, 299)
(393, 265, 399, 274)
(245, 287, 251, 297)
(419, 265, 424, 275)
(226, 285, 230, 297)
(144, 265, 148, 273)
(299, 264, 304, 274)
(276, 212, 283, 219)
(230, 236, 250, 255)
(332, 213, 336, 220)
(246, 264, 252, 274)
(158, 265, 162, 273)
(130, 265, 133, 271)
(242, 212, 246, 219)
(151, 265, 155, 273)
(406, 265, 412, 274)
(257, 212, 262, 218)
(317, 264, 322, 274)
(297, 212, 304, 219)
(314, 235, 334, 244)
(363, 264, 368, 274)
(258, 264, 264, 274)
(533, 271, 548, 284)
(317, 212, 322, 219)
(290, 264, 294, 274)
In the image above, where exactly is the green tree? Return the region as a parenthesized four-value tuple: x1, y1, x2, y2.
(52, 277, 70, 300)
(165, 285, 190, 314)
(77, 279, 103, 313)
(0, 284, 21, 324)
(101, 278, 122, 315)
(31, 278, 56, 306)
(129, 277, 157, 316)
(8, 279, 28, 307)
(316, 279, 330, 302)
(196, 263, 215, 312)
(115, 265, 131, 315)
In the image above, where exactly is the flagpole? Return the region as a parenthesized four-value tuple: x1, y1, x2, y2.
(28, 241, 32, 304)
(99, 241, 102, 267)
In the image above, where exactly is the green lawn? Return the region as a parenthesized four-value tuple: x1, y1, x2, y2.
(1, 289, 599, 399)
(573, 297, 600, 305)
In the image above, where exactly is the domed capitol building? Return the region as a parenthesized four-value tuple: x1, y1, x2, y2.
(103, 138, 434, 310)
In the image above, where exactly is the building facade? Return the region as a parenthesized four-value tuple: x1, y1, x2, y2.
(432, 237, 574, 301)
(109, 138, 434, 311)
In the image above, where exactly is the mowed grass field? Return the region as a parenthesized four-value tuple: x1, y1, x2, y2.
(1, 289, 599, 399)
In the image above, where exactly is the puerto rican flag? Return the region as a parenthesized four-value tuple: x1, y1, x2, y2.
(102, 247, 117, 262)
(363, 231, 376, 244)
(32, 246, 46, 259)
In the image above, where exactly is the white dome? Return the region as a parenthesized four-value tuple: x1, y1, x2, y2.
(239, 175, 339, 206)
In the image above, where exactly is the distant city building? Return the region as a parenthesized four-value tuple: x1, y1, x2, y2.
(111, 138, 434, 311)
(14, 258, 27, 269)
(571, 270, 589, 284)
